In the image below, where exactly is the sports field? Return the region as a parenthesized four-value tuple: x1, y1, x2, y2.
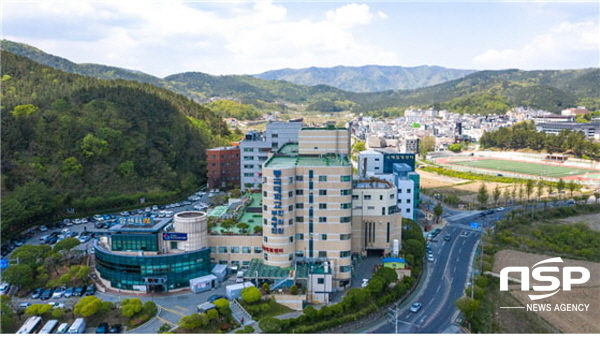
(451, 159, 599, 178)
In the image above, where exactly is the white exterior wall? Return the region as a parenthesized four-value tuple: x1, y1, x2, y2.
(357, 150, 384, 177)
(395, 179, 415, 220)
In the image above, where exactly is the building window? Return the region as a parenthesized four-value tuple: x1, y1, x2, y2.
(340, 217, 351, 223)
(364, 195, 372, 200)
(319, 203, 327, 209)
(319, 176, 327, 182)
(289, 236, 294, 243)
(398, 189, 402, 193)
(244, 173, 254, 177)
(318, 251, 327, 258)
(289, 177, 294, 183)
(170, 242, 178, 250)
(309, 170, 314, 179)
(296, 175, 303, 181)
(341, 175, 351, 182)
(296, 216, 304, 222)
(289, 219, 294, 225)
(264, 205, 268, 211)
(340, 250, 351, 258)
(406, 199, 411, 204)
(380, 195, 383, 200)
(295, 203, 304, 209)
(406, 208, 410, 213)
(288, 191, 294, 197)
(321, 234, 327, 240)
(243, 156, 254, 160)
(295, 233, 304, 240)
(407, 189, 411, 193)
(317, 278, 325, 284)
(352, 195, 359, 200)
(296, 189, 304, 195)
(218, 247, 228, 253)
(254, 247, 263, 253)
(340, 265, 351, 272)
(390, 194, 394, 199)
(367, 206, 375, 210)
(242, 247, 251, 254)
(319, 190, 327, 196)
(340, 233, 351, 240)
(341, 189, 351, 195)
(243, 148, 254, 152)
(374, 158, 380, 161)
(319, 217, 327, 222)
(231, 247, 240, 253)
(382, 207, 386, 215)
(263, 191, 267, 197)
(296, 251, 304, 258)
(272, 134, 278, 138)
(341, 203, 351, 209)
(288, 205, 294, 211)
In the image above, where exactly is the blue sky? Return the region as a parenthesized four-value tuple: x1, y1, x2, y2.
(2, 1, 598, 77)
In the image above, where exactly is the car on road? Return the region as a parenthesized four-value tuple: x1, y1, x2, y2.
(409, 302, 422, 313)
(31, 287, 44, 299)
(496, 207, 505, 211)
(96, 322, 109, 334)
(444, 234, 452, 241)
(78, 236, 90, 243)
(427, 253, 434, 262)
(207, 294, 224, 303)
(109, 324, 122, 333)
(361, 278, 370, 288)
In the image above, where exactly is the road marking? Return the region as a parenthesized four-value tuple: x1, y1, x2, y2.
(175, 306, 189, 312)
(160, 305, 186, 317)
(156, 315, 176, 326)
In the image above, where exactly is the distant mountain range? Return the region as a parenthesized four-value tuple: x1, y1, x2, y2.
(255, 65, 477, 92)
(2, 39, 599, 114)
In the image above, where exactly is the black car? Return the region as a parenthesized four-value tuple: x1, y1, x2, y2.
(73, 285, 87, 296)
(96, 322, 109, 334)
(31, 287, 44, 299)
(109, 324, 122, 333)
(85, 283, 96, 296)
(40, 287, 54, 300)
(207, 294, 224, 303)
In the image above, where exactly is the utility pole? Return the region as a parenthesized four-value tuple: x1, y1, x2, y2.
(387, 305, 400, 334)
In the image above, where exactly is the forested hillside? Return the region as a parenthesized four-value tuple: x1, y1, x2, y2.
(1, 51, 233, 234)
(2, 40, 599, 117)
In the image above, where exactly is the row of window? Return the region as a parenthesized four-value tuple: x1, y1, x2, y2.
(243, 156, 269, 161)
(210, 246, 263, 254)
(293, 250, 352, 258)
(263, 175, 352, 184)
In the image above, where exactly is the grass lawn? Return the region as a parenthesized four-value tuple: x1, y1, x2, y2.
(451, 159, 598, 178)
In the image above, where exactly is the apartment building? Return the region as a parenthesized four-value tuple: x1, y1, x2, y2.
(351, 179, 402, 256)
(206, 146, 240, 190)
(261, 126, 353, 290)
(239, 120, 303, 189)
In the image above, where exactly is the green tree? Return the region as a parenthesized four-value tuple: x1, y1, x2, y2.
(477, 183, 489, 208)
(258, 317, 282, 333)
(290, 284, 298, 295)
(557, 178, 566, 196)
(10, 244, 52, 268)
(179, 313, 207, 330)
(536, 180, 545, 202)
(25, 303, 53, 316)
(448, 143, 462, 152)
(261, 282, 270, 294)
(74, 295, 102, 317)
(213, 298, 231, 316)
(455, 296, 481, 323)
(403, 239, 425, 260)
(0, 295, 16, 333)
(373, 266, 398, 284)
(240, 286, 262, 304)
(52, 308, 66, 319)
(121, 298, 143, 318)
(420, 135, 436, 159)
(365, 277, 385, 294)
(206, 308, 219, 322)
(492, 185, 501, 206)
(2, 265, 34, 289)
(53, 237, 81, 253)
(567, 180, 578, 198)
(433, 202, 443, 223)
(525, 180, 535, 203)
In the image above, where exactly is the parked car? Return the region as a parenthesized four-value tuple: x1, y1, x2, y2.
(85, 284, 96, 296)
(40, 225, 48, 232)
(427, 253, 434, 262)
(18, 302, 31, 309)
(109, 324, 122, 333)
(207, 294, 224, 303)
(64, 287, 75, 298)
(31, 287, 44, 299)
(96, 322, 109, 334)
(74, 285, 87, 297)
(410, 302, 422, 313)
(52, 286, 66, 299)
(40, 288, 54, 300)
(0, 283, 10, 295)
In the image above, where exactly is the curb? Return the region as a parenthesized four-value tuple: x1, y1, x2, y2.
(126, 305, 162, 334)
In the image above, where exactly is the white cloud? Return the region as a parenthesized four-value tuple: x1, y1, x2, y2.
(473, 21, 599, 69)
(2, 0, 392, 76)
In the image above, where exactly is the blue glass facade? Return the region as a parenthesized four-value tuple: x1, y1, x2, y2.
(94, 243, 211, 291)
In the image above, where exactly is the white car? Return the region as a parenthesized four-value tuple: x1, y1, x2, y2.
(361, 278, 369, 288)
(427, 253, 434, 262)
(496, 207, 505, 211)
(0, 283, 10, 295)
(410, 302, 422, 313)
(40, 225, 48, 232)
(52, 287, 66, 298)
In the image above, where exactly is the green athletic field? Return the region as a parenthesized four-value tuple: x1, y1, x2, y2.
(451, 159, 599, 178)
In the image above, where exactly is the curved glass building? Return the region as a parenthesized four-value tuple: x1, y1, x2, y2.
(94, 211, 211, 292)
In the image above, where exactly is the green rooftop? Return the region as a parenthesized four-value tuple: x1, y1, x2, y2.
(246, 259, 292, 279)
